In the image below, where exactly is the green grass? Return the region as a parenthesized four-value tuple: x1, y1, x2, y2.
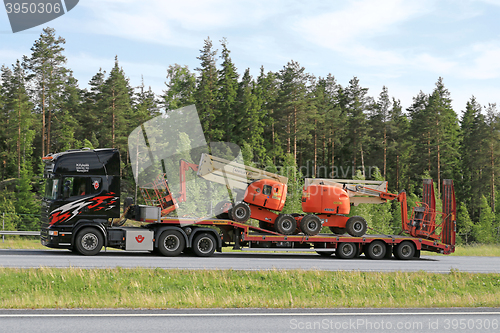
(425, 244, 500, 257)
(0, 268, 499, 309)
(0, 237, 46, 250)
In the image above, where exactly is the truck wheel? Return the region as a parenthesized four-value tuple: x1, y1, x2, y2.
(345, 216, 367, 237)
(192, 233, 216, 257)
(300, 214, 322, 236)
(365, 241, 386, 260)
(75, 228, 103, 256)
(230, 202, 251, 223)
(158, 230, 185, 257)
(329, 227, 346, 234)
(335, 242, 358, 259)
(394, 241, 416, 260)
(274, 214, 297, 235)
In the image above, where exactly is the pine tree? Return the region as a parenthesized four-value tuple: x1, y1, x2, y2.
(484, 103, 500, 215)
(51, 73, 79, 151)
(164, 64, 196, 111)
(1, 61, 34, 179)
(23, 27, 69, 157)
(276, 61, 313, 163)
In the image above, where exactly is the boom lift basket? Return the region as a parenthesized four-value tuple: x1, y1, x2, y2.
(140, 173, 178, 216)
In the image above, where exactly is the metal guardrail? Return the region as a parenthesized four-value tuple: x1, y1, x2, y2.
(0, 231, 40, 236)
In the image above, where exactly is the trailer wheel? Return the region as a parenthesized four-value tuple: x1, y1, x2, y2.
(335, 242, 358, 259)
(365, 241, 387, 260)
(230, 202, 251, 223)
(274, 214, 297, 235)
(394, 241, 416, 260)
(158, 230, 185, 257)
(192, 233, 216, 257)
(329, 227, 346, 235)
(300, 214, 322, 236)
(345, 216, 367, 237)
(75, 228, 103, 256)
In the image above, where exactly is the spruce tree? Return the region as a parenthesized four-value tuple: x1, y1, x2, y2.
(473, 195, 495, 244)
(217, 38, 239, 143)
(255, 67, 281, 163)
(195, 37, 221, 142)
(101, 56, 133, 154)
(344, 77, 370, 177)
(236, 69, 265, 161)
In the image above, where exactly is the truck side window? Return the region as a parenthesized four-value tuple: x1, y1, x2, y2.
(62, 177, 90, 198)
(263, 185, 272, 196)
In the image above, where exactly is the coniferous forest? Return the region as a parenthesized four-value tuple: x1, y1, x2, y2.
(1, 28, 499, 244)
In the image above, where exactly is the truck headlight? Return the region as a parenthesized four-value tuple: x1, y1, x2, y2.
(49, 230, 58, 236)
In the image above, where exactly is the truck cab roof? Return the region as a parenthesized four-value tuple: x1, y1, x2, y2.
(43, 148, 120, 177)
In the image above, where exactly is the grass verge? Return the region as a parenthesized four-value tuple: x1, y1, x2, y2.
(0, 268, 499, 308)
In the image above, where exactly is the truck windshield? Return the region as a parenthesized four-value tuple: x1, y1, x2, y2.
(44, 178, 59, 200)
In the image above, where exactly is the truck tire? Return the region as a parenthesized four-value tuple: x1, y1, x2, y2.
(75, 228, 103, 256)
(329, 227, 346, 234)
(274, 214, 297, 235)
(345, 216, 367, 237)
(335, 242, 358, 259)
(192, 232, 217, 257)
(365, 240, 386, 260)
(394, 241, 416, 260)
(300, 214, 322, 236)
(230, 202, 251, 223)
(158, 230, 185, 257)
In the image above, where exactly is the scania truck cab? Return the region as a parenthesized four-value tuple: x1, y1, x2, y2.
(40, 148, 121, 254)
(40, 148, 223, 256)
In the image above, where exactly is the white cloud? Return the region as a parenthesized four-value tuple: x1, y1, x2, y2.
(76, 0, 286, 47)
(459, 41, 500, 79)
(296, 0, 431, 50)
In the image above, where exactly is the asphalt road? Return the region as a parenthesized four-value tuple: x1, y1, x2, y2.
(0, 249, 499, 272)
(1, 308, 499, 333)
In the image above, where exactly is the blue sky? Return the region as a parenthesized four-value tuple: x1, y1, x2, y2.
(1, 0, 500, 114)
